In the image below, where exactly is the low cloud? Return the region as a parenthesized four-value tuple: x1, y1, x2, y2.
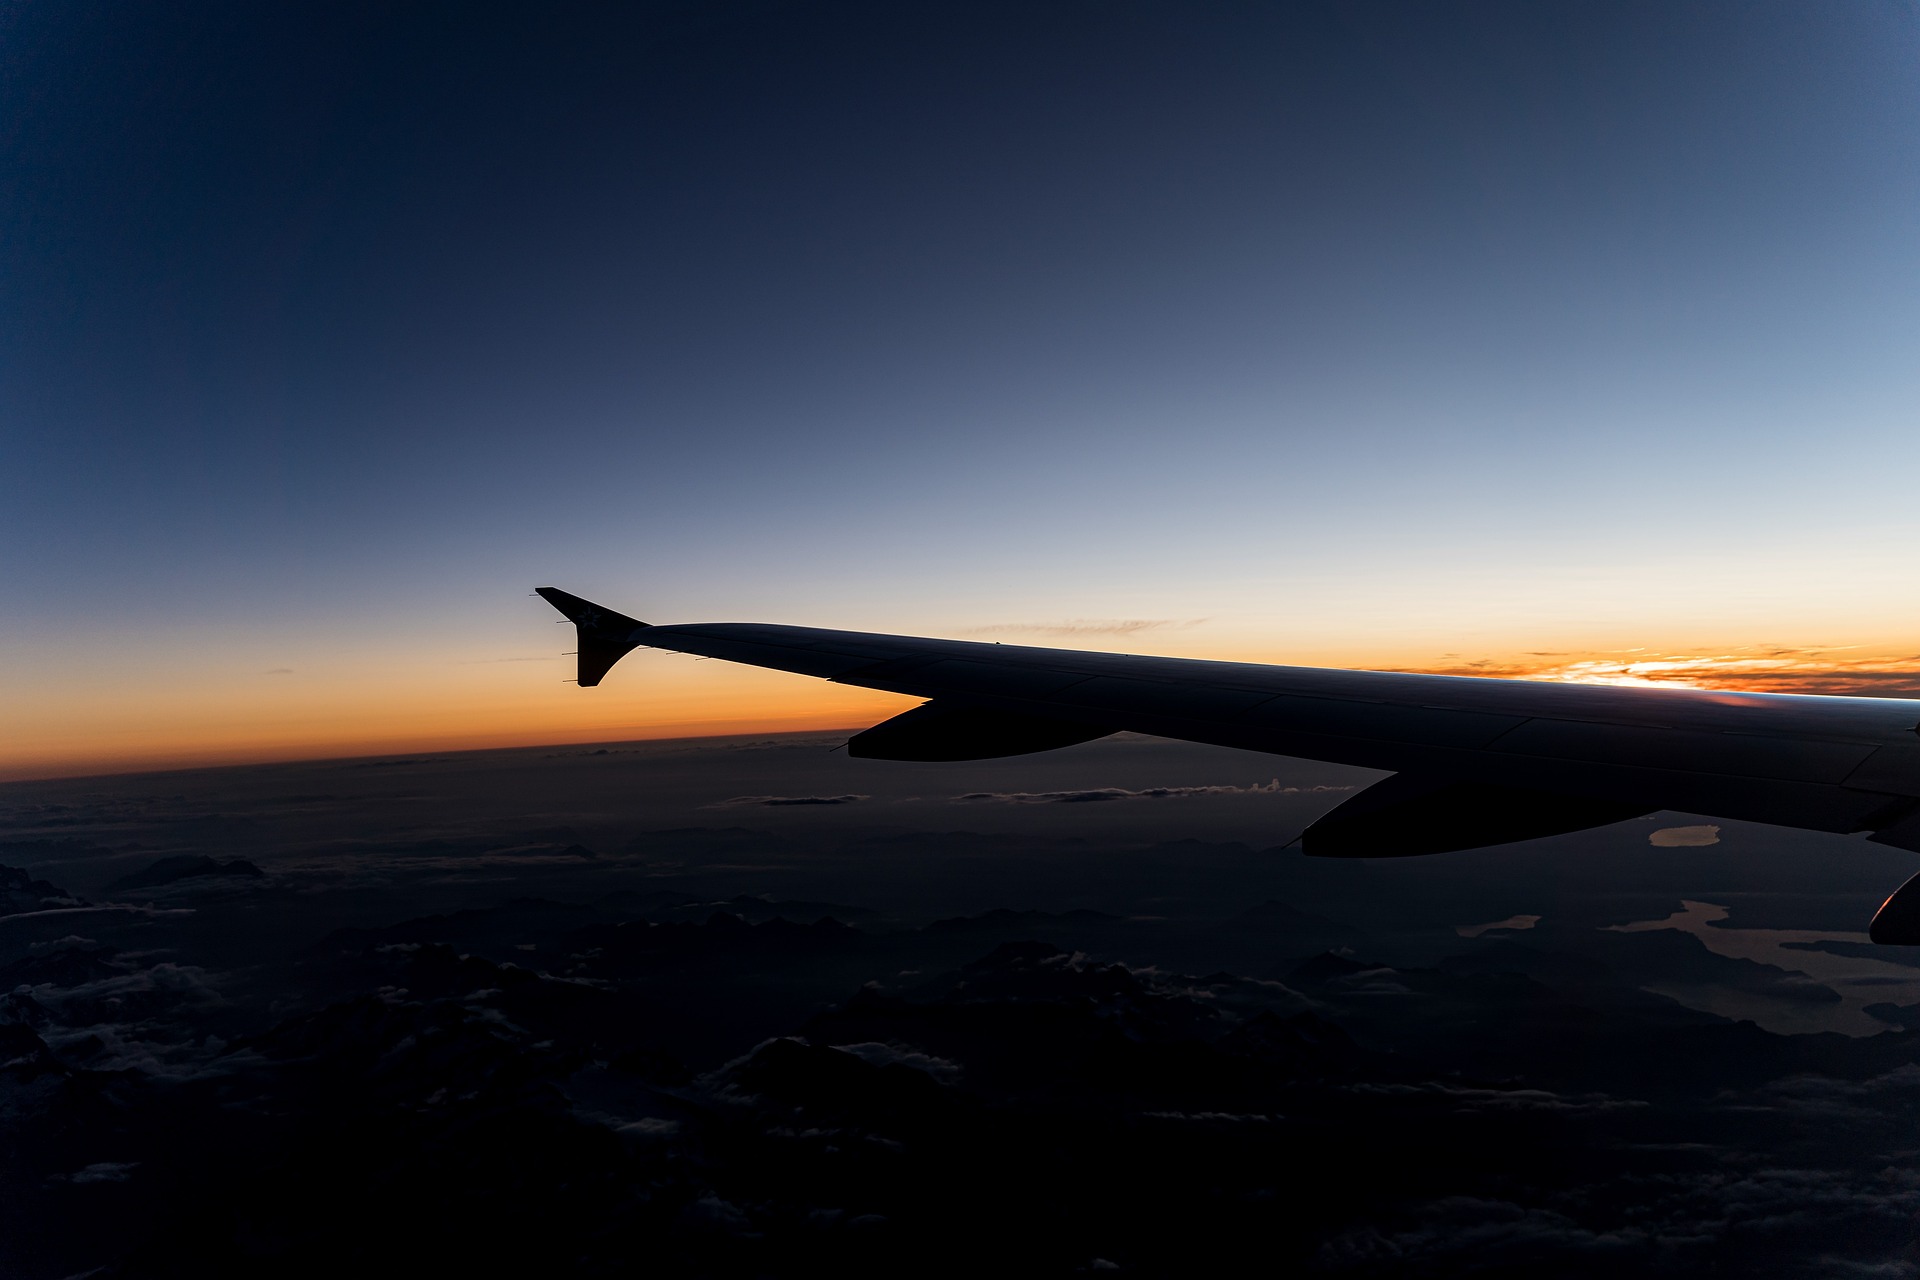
(831, 1041, 963, 1084)
(1316, 1196, 1648, 1267)
(614, 1116, 681, 1137)
(1650, 825, 1720, 847)
(28, 934, 98, 953)
(1738, 1063, 1920, 1120)
(954, 781, 1353, 804)
(1457, 914, 1541, 939)
(68, 1162, 138, 1184)
(1344, 1083, 1647, 1113)
(964, 618, 1208, 638)
(265, 668, 293, 675)
(707, 794, 871, 808)
(42, 961, 224, 1008)
(0, 903, 195, 924)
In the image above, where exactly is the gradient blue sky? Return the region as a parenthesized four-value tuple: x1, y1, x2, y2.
(5, 1, 1919, 776)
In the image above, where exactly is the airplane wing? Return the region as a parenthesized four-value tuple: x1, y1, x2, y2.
(534, 587, 1920, 942)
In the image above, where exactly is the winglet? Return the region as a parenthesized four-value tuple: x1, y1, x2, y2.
(535, 587, 649, 687)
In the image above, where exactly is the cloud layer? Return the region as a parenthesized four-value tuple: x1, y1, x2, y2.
(954, 781, 1353, 804)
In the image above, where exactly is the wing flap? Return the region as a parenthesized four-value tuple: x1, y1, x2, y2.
(1303, 774, 1653, 858)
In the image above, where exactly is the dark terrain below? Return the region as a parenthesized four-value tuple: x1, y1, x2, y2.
(5, 733, 1920, 1277)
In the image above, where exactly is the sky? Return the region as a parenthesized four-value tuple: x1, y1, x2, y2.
(5, 0, 1920, 778)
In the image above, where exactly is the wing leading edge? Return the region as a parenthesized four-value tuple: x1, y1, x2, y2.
(535, 588, 1920, 940)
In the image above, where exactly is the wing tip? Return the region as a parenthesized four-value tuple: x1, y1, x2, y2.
(533, 586, 649, 687)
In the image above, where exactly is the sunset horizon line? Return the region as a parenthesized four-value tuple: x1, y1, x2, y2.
(11, 644, 1920, 785)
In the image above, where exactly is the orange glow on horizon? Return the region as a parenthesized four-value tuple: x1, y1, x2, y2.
(8, 638, 1920, 784)
(0, 656, 920, 782)
(0, 711, 888, 783)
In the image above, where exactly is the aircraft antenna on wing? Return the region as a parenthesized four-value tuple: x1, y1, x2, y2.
(535, 587, 650, 687)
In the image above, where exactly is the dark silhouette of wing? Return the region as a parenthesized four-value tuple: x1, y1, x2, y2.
(537, 588, 1920, 939)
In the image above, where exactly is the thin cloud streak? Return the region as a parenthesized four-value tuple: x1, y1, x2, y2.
(964, 619, 1209, 638)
